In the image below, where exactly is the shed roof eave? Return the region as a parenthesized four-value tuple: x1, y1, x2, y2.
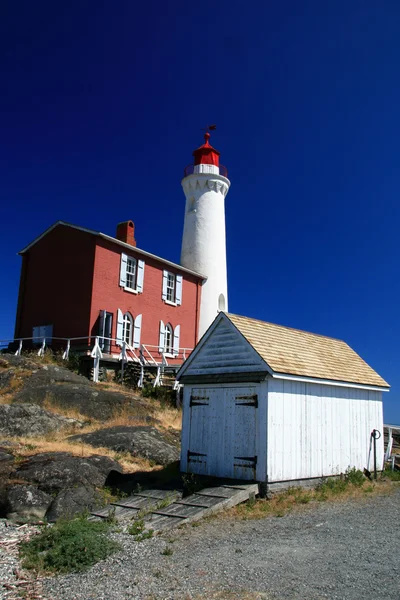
(18, 220, 207, 280)
(271, 371, 390, 392)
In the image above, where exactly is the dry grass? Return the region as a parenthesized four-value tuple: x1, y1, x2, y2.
(226, 479, 396, 521)
(0, 367, 32, 399)
(3, 435, 161, 473)
(41, 396, 90, 423)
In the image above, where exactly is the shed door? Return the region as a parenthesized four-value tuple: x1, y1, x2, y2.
(187, 386, 258, 480)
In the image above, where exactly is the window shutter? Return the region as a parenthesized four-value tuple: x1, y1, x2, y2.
(119, 254, 128, 287)
(116, 309, 123, 346)
(137, 260, 145, 293)
(133, 314, 142, 348)
(173, 324, 180, 357)
(159, 320, 165, 352)
(175, 275, 183, 305)
(162, 270, 168, 300)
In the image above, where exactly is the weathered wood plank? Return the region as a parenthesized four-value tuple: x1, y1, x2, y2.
(175, 495, 222, 508)
(195, 487, 239, 498)
(134, 490, 181, 500)
(111, 497, 158, 510)
(151, 504, 203, 519)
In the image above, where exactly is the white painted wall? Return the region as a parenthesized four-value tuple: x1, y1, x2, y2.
(180, 171, 230, 339)
(267, 378, 384, 482)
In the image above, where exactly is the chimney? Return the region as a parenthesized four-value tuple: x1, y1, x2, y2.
(116, 221, 136, 247)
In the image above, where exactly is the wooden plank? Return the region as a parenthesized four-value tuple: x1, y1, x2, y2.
(175, 495, 223, 508)
(91, 505, 139, 519)
(151, 504, 202, 519)
(134, 490, 180, 500)
(143, 515, 187, 531)
(111, 497, 158, 510)
(195, 487, 239, 498)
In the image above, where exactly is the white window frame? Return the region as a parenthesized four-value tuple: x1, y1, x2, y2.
(164, 323, 173, 355)
(125, 257, 137, 291)
(120, 253, 145, 294)
(122, 312, 134, 346)
(162, 271, 182, 306)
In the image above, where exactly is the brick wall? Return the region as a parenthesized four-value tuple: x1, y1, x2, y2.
(15, 225, 95, 341)
(90, 238, 202, 360)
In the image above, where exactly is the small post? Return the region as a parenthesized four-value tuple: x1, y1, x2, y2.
(38, 338, 46, 357)
(90, 337, 103, 383)
(62, 339, 71, 360)
(15, 340, 23, 356)
(119, 341, 127, 386)
(138, 364, 144, 388)
(371, 429, 381, 480)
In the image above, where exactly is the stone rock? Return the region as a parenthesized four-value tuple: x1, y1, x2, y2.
(0, 448, 15, 477)
(6, 484, 52, 520)
(69, 426, 180, 466)
(0, 404, 83, 438)
(15, 452, 122, 494)
(14, 366, 149, 421)
(0, 355, 39, 371)
(46, 486, 105, 522)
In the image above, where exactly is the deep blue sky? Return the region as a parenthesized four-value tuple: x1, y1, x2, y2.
(1, 1, 399, 422)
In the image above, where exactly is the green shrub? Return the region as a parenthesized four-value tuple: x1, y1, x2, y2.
(19, 515, 120, 574)
(127, 519, 154, 541)
(382, 468, 400, 481)
(345, 467, 365, 487)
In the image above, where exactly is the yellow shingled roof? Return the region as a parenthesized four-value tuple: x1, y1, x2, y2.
(226, 313, 389, 388)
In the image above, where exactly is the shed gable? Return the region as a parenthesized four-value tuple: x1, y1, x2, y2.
(179, 316, 268, 380)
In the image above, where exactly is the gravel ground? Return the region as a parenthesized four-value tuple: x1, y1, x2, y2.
(0, 520, 43, 599)
(3, 488, 399, 600)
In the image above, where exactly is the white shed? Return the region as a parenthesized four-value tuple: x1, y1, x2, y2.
(177, 313, 389, 492)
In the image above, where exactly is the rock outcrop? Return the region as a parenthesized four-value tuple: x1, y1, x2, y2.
(0, 404, 83, 437)
(69, 426, 180, 466)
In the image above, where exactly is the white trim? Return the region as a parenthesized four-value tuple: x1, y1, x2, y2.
(164, 299, 177, 307)
(18, 220, 206, 280)
(271, 372, 390, 392)
(124, 287, 138, 294)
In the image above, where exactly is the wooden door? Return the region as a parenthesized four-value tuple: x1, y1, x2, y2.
(186, 386, 258, 480)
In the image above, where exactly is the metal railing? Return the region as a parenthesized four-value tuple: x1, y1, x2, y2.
(0, 335, 192, 387)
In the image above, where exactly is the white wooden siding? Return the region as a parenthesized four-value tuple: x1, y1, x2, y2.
(267, 378, 384, 482)
(182, 319, 267, 376)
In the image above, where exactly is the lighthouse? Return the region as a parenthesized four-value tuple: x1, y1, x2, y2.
(180, 132, 231, 339)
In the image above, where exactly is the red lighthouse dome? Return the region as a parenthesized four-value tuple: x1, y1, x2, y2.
(192, 132, 220, 167)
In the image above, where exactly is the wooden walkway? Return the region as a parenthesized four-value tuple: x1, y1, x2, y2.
(91, 483, 259, 531)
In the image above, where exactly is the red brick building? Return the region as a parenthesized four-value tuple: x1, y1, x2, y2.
(15, 220, 204, 363)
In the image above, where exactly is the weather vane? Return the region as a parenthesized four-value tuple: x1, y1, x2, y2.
(201, 124, 217, 132)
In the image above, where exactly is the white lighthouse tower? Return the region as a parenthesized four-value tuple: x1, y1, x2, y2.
(180, 132, 231, 339)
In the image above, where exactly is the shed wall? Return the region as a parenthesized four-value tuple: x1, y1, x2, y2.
(267, 378, 384, 482)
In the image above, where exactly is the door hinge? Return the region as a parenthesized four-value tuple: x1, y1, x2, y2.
(235, 394, 258, 408)
(190, 395, 209, 407)
(234, 455, 258, 467)
(187, 450, 207, 462)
